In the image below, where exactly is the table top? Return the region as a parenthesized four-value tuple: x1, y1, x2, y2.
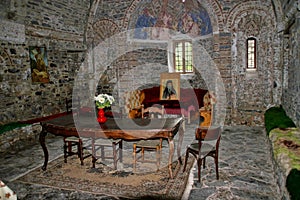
(41, 114, 183, 140)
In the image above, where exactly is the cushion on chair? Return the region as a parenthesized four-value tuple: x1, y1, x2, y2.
(64, 136, 81, 142)
(189, 142, 216, 156)
(94, 139, 122, 146)
(136, 140, 161, 148)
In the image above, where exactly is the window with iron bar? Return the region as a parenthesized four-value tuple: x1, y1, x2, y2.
(247, 38, 257, 70)
(173, 40, 193, 73)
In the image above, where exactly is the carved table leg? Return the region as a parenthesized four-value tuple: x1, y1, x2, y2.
(168, 137, 174, 179)
(177, 124, 184, 165)
(39, 127, 48, 171)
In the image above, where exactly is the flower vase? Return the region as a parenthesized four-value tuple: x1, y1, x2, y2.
(97, 108, 107, 123)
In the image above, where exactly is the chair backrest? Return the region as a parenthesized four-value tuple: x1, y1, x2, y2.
(142, 104, 165, 119)
(199, 109, 212, 127)
(65, 97, 81, 114)
(123, 90, 145, 118)
(199, 91, 216, 127)
(195, 126, 221, 141)
(202, 91, 216, 111)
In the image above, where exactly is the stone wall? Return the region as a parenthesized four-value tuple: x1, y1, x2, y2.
(0, 0, 295, 126)
(0, 124, 42, 154)
(281, 0, 300, 127)
(228, 1, 281, 125)
(89, 0, 284, 125)
(0, 0, 90, 124)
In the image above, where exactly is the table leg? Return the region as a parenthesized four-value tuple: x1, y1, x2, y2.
(177, 125, 184, 165)
(39, 127, 48, 171)
(168, 137, 174, 179)
(91, 138, 97, 168)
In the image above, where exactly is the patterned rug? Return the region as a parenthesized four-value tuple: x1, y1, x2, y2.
(14, 155, 194, 199)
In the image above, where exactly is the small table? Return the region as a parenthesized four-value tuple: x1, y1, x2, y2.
(39, 115, 184, 178)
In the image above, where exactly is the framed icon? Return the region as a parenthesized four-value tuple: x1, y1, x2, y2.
(160, 73, 180, 100)
(29, 46, 50, 83)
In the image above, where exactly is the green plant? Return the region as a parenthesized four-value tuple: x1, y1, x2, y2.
(264, 106, 296, 135)
(286, 169, 300, 200)
(94, 94, 115, 109)
(0, 122, 29, 135)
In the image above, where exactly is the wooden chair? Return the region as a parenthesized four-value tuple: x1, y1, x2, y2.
(64, 97, 122, 169)
(64, 97, 87, 164)
(63, 136, 91, 165)
(65, 97, 80, 115)
(123, 90, 145, 118)
(91, 138, 123, 170)
(133, 105, 165, 171)
(183, 126, 221, 182)
(199, 91, 216, 127)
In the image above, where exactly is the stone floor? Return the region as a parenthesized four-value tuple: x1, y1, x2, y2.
(0, 123, 282, 199)
(187, 126, 281, 200)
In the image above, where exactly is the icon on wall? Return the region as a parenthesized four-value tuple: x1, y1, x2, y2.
(160, 73, 180, 100)
(29, 46, 50, 83)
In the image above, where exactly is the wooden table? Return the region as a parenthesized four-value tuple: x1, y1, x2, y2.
(39, 114, 184, 178)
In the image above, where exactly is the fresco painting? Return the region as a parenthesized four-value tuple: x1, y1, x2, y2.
(133, 1, 212, 40)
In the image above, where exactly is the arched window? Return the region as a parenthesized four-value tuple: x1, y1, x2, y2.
(246, 38, 257, 69)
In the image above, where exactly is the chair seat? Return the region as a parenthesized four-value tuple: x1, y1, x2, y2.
(189, 142, 216, 156)
(63, 136, 86, 165)
(94, 139, 122, 146)
(64, 136, 81, 142)
(135, 140, 161, 148)
(91, 138, 123, 169)
(133, 105, 165, 171)
(183, 126, 221, 182)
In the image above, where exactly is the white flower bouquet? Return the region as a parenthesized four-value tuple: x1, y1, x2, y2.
(94, 94, 115, 109)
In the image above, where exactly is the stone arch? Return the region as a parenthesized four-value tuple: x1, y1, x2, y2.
(84, 0, 101, 47)
(122, 0, 141, 30)
(228, 2, 279, 125)
(197, 0, 224, 33)
(226, 1, 277, 76)
(84, 0, 121, 46)
(93, 19, 120, 43)
(270, 0, 285, 31)
(226, 2, 276, 32)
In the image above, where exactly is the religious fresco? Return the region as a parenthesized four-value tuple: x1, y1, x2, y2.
(134, 8, 157, 39)
(29, 46, 50, 83)
(133, 0, 212, 40)
(178, 6, 213, 36)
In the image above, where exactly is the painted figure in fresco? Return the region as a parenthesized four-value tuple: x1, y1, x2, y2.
(152, 11, 173, 39)
(197, 8, 213, 35)
(162, 80, 177, 100)
(133, 1, 213, 39)
(134, 8, 156, 39)
(151, 0, 174, 40)
(179, 13, 199, 36)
